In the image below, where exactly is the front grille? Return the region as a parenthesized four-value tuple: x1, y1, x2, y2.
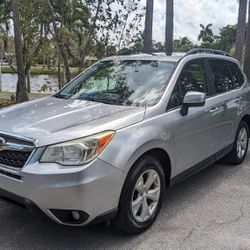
(0, 133, 34, 170)
(0, 150, 32, 169)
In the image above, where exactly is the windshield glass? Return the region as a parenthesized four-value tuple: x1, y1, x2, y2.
(56, 60, 177, 106)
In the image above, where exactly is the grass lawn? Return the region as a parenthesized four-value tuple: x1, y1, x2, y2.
(1, 65, 78, 75)
(0, 92, 47, 107)
(0, 99, 14, 108)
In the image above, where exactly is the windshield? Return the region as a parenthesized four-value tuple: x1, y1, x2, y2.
(56, 60, 177, 106)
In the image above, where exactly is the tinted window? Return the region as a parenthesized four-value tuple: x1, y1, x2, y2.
(208, 59, 234, 94)
(227, 62, 245, 88)
(57, 60, 176, 107)
(168, 60, 207, 110)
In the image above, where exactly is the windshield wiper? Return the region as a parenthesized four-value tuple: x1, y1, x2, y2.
(79, 96, 126, 106)
(54, 93, 72, 99)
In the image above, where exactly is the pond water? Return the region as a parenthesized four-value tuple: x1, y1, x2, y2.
(0, 73, 59, 94)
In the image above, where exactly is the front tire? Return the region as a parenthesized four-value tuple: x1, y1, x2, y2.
(224, 121, 249, 165)
(113, 155, 165, 234)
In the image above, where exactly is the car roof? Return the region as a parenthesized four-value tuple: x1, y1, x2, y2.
(102, 54, 182, 63)
(102, 54, 240, 66)
(102, 49, 239, 65)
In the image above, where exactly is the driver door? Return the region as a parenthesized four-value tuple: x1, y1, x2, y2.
(167, 59, 221, 176)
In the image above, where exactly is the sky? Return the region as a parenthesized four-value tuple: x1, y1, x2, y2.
(140, 0, 241, 43)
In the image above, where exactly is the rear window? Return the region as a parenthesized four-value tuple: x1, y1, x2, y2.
(226, 61, 245, 88)
(208, 59, 234, 94)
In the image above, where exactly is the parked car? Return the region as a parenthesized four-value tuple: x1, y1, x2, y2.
(0, 49, 249, 234)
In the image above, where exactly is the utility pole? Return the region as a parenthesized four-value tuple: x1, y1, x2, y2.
(165, 0, 174, 55)
(144, 0, 154, 52)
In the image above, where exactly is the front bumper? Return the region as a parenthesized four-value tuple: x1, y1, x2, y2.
(0, 155, 126, 226)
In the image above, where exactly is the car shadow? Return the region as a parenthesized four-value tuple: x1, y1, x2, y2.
(0, 154, 248, 249)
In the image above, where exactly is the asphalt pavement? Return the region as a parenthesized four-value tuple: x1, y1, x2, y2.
(1, 152, 250, 250)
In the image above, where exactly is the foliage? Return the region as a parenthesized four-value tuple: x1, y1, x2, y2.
(197, 24, 236, 54)
(0, 0, 11, 52)
(198, 24, 214, 43)
(213, 25, 236, 53)
(174, 37, 196, 52)
(1, 65, 78, 75)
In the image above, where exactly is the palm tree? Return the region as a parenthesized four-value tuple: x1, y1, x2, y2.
(165, 0, 174, 55)
(244, 0, 250, 80)
(198, 24, 214, 43)
(144, 0, 154, 52)
(235, 0, 247, 64)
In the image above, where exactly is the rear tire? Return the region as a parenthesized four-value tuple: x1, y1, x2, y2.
(224, 121, 249, 165)
(113, 155, 165, 234)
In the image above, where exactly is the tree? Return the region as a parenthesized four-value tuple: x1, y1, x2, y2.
(174, 37, 195, 52)
(12, 0, 29, 102)
(54, 0, 144, 72)
(47, 0, 72, 83)
(244, 1, 250, 80)
(18, 0, 51, 92)
(165, 0, 174, 55)
(112, 0, 144, 51)
(198, 24, 214, 43)
(214, 25, 236, 53)
(235, 0, 247, 64)
(0, 0, 12, 52)
(144, 0, 153, 52)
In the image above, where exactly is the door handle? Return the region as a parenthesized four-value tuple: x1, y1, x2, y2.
(210, 107, 219, 113)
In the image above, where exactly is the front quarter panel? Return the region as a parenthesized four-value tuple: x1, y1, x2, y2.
(98, 113, 174, 175)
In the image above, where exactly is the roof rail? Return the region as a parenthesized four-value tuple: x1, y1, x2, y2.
(117, 49, 167, 56)
(185, 48, 231, 57)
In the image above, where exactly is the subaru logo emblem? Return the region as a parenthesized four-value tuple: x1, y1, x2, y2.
(0, 137, 6, 147)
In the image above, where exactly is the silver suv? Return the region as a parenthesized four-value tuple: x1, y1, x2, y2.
(0, 49, 250, 233)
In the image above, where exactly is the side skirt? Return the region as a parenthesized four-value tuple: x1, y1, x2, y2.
(170, 144, 233, 186)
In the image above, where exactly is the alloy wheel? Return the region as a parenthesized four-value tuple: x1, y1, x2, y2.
(237, 127, 248, 158)
(131, 169, 161, 223)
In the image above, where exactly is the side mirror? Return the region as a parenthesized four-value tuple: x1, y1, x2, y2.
(180, 91, 206, 116)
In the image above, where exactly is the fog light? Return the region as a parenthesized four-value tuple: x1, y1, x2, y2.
(50, 209, 89, 224)
(72, 211, 80, 220)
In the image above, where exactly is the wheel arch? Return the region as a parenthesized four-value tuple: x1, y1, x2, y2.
(127, 147, 172, 187)
(241, 114, 250, 137)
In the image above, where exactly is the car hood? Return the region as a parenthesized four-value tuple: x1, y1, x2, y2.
(0, 96, 145, 146)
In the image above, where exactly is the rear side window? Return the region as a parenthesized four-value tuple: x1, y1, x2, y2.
(208, 59, 234, 94)
(226, 62, 245, 88)
(168, 60, 207, 110)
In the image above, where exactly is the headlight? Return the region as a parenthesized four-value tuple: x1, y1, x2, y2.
(40, 131, 115, 166)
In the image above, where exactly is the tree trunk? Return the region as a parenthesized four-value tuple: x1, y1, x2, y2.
(244, 1, 250, 80)
(165, 0, 174, 55)
(0, 53, 2, 92)
(12, 0, 29, 103)
(57, 49, 63, 89)
(144, 0, 154, 52)
(235, 0, 247, 64)
(47, 0, 71, 83)
(26, 69, 31, 93)
(3, 38, 8, 53)
(3, 23, 9, 53)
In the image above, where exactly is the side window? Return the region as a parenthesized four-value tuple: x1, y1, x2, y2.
(168, 60, 207, 110)
(226, 62, 245, 88)
(208, 59, 234, 94)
